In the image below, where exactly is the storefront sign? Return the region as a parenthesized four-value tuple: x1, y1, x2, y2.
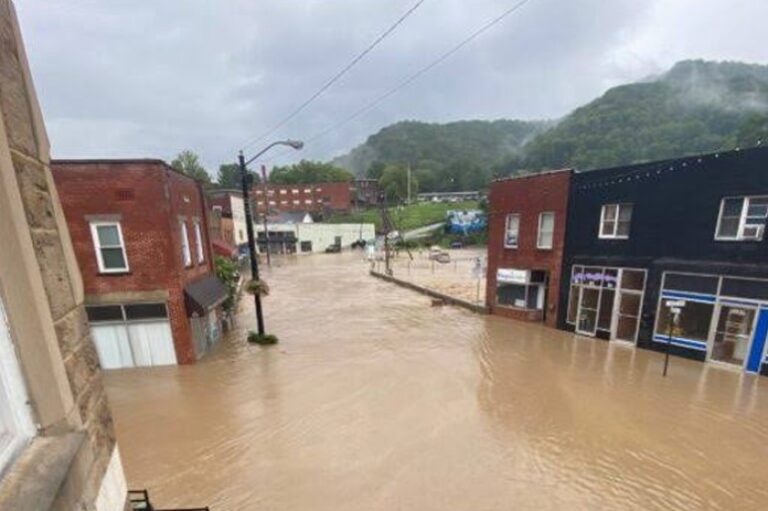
(497, 268, 528, 284)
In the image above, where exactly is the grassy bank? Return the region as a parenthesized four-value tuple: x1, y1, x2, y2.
(327, 200, 479, 232)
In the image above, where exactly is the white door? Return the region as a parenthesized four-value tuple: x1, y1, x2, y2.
(91, 321, 176, 369)
(127, 322, 177, 367)
(91, 324, 135, 369)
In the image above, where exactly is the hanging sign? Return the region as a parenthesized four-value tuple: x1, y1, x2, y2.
(665, 300, 686, 308)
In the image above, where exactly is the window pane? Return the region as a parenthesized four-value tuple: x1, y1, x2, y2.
(746, 199, 768, 218)
(717, 217, 740, 238)
(721, 197, 744, 217)
(618, 204, 633, 221)
(97, 225, 120, 246)
(656, 301, 715, 342)
(539, 230, 553, 248)
(720, 278, 768, 301)
(603, 204, 617, 221)
(621, 270, 645, 291)
(124, 303, 168, 320)
(583, 267, 604, 287)
(603, 269, 619, 289)
(616, 220, 631, 237)
(663, 273, 719, 295)
(505, 215, 519, 247)
(581, 288, 599, 309)
(601, 220, 616, 237)
(541, 213, 554, 231)
(101, 248, 126, 269)
(619, 293, 641, 315)
(598, 289, 614, 330)
(497, 284, 527, 307)
(86, 305, 123, 322)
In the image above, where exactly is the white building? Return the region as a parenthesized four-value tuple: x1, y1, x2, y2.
(256, 221, 375, 254)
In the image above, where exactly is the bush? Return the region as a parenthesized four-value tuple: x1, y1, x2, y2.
(247, 331, 279, 345)
(245, 279, 270, 297)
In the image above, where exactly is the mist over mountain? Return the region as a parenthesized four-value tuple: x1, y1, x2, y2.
(333, 60, 768, 190)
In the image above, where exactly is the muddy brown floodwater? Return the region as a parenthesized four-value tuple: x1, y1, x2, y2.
(105, 252, 768, 511)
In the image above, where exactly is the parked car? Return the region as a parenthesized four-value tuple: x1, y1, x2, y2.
(351, 239, 367, 249)
(450, 240, 464, 249)
(325, 244, 341, 253)
(428, 246, 451, 263)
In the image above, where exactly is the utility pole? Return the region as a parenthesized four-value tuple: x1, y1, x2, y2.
(407, 163, 412, 204)
(239, 151, 265, 336)
(260, 165, 271, 267)
(237, 139, 303, 339)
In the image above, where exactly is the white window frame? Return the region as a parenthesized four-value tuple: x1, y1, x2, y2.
(537, 212, 555, 250)
(715, 195, 768, 241)
(599, 203, 632, 240)
(0, 296, 35, 472)
(194, 221, 205, 264)
(89, 221, 129, 273)
(504, 214, 520, 249)
(180, 221, 192, 267)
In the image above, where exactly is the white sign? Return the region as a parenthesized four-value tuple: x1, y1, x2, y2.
(497, 268, 528, 284)
(665, 300, 687, 308)
(670, 307, 682, 314)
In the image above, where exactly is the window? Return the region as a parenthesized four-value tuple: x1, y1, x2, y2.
(180, 221, 192, 267)
(599, 203, 633, 239)
(304, 188, 311, 193)
(292, 189, 299, 194)
(86, 303, 168, 322)
(90, 222, 129, 273)
(656, 300, 715, 343)
(194, 222, 205, 263)
(279, 189, 287, 195)
(0, 296, 35, 472)
(716, 196, 768, 241)
(537, 212, 555, 249)
(504, 214, 520, 248)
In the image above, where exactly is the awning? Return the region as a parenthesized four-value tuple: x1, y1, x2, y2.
(212, 238, 238, 259)
(184, 275, 229, 316)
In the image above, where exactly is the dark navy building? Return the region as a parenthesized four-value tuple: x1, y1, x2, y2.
(558, 146, 768, 376)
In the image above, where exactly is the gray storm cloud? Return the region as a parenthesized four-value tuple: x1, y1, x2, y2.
(17, 0, 768, 175)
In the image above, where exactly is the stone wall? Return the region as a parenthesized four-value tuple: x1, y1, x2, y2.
(0, 1, 127, 509)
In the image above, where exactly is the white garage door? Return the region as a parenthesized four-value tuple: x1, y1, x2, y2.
(91, 321, 177, 369)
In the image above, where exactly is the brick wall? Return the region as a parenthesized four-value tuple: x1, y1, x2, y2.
(254, 181, 353, 214)
(486, 170, 572, 328)
(51, 160, 215, 364)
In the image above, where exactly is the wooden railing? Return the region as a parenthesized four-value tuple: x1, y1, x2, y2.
(129, 489, 210, 511)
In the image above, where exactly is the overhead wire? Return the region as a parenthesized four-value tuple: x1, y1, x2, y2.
(240, 0, 428, 152)
(256, 0, 535, 166)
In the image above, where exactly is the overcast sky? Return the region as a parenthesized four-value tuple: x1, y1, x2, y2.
(16, 0, 768, 176)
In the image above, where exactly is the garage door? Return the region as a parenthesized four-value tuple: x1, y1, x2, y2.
(86, 302, 177, 369)
(91, 321, 177, 369)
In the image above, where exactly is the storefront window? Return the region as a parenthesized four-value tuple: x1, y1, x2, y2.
(621, 270, 645, 291)
(656, 301, 715, 342)
(598, 289, 614, 330)
(497, 284, 527, 308)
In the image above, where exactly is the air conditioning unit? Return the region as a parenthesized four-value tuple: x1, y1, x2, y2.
(742, 224, 765, 241)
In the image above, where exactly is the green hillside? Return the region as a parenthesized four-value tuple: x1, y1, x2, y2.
(332, 119, 548, 191)
(332, 60, 768, 186)
(507, 60, 768, 172)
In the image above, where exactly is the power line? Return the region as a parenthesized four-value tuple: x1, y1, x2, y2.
(258, 0, 535, 166)
(240, 0, 427, 152)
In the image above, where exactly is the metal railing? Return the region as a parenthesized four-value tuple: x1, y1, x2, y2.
(129, 489, 210, 511)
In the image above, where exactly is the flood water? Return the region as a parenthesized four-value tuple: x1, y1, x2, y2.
(106, 253, 768, 510)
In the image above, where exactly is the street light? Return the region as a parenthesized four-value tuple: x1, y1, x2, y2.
(238, 139, 303, 337)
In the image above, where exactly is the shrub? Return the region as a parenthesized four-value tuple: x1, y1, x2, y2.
(247, 331, 279, 345)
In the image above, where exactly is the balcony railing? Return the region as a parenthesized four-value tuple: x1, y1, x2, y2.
(129, 489, 210, 511)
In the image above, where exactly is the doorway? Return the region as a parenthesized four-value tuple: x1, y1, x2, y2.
(576, 287, 600, 336)
(709, 305, 758, 368)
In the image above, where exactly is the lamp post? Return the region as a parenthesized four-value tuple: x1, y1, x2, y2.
(238, 139, 303, 336)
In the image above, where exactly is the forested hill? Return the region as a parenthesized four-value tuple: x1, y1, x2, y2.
(332, 60, 768, 189)
(331, 119, 548, 190)
(506, 60, 768, 172)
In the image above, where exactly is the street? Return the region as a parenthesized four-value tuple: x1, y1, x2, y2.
(105, 252, 768, 511)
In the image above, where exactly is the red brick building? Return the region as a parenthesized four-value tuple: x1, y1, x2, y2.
(253, 181, 353, 215)
(51, 159, 228, 367)
(485, 169, 572, 328)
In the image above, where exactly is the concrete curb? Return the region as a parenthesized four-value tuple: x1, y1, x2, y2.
(370, 270, 489, 315)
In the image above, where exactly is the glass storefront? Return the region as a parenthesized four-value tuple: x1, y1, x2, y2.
(654, 272, 768, 373)
(496, 269, 547, 312)
(567, 266, 646, 343)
